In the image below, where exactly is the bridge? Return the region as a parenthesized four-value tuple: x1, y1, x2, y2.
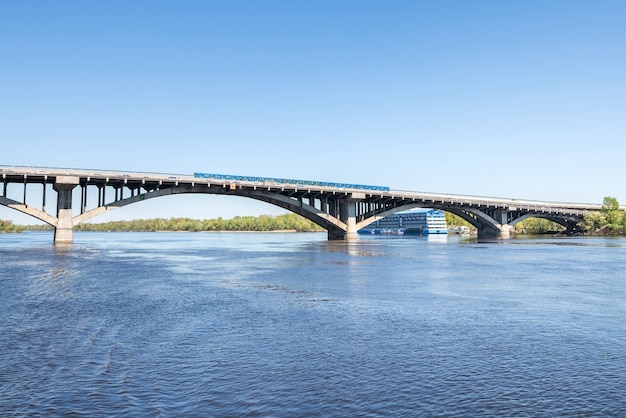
(1, 165, 604, 244)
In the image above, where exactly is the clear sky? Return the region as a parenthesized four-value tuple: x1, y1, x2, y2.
(2, 1, 625, 224)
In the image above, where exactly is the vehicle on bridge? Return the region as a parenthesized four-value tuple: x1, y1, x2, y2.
(193, 172, 390, 192)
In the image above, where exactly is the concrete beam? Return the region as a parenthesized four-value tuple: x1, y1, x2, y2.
(53, 176, 79, 245)
(333, 198, 359, 240)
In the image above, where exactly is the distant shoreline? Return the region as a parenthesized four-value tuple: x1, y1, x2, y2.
(12, 214, 325, 234)
(7, 229, 315, 234)
(98, 229, 304, 233)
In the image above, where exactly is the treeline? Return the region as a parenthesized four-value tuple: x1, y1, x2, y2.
(445, 212, 474, 229)
(0, 219, 25, 233)
(74, 213, 324, 233)
(514, 218, 565, 234)
(579, 196, 626, 234)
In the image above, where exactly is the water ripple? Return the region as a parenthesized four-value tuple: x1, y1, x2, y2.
(1, 233, 625, 416)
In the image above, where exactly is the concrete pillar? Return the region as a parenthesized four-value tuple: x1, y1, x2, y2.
(494, 209, 509, 225)
(81, 185, 86, 214)
(42, 181, 47, 211)
(342, 199, 359, 240)
(328, 193, 365, 240)
(497, 224, 512, 238)
(328, 197, 337, 217)
(565, 221, 579, 235)
(327, 229, 347, 240)
(477, 223, 512, 239)
(484, 209, 512, 238)
(53, 176, 79, 244)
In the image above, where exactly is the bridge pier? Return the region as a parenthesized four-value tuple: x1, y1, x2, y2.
(328, 228, 359, 240)
(327, 194, 362, 240)
(53, 176, 79, 245)
(477, 223, 513, 239)
(481, 208, 513, 239)
(475, 208, 514, 239)
(565, 220, 581, 234)
(496, 224, 512, 238)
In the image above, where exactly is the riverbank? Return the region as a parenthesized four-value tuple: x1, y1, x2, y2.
(14, 213, 324, 233)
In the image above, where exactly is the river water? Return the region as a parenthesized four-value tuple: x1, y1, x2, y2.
(1, 231, 625, 416)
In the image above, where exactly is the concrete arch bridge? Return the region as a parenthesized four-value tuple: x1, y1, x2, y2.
(1, 166, 603, 244)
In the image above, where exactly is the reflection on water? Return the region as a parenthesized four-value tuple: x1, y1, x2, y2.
(1, 231, 625, 416)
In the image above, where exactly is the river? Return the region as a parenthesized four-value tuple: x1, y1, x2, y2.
(1, 232, 625, 416)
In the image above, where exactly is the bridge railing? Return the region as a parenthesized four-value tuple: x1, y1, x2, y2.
(388, 189, 604, 211)
(0, 165, 188, 179)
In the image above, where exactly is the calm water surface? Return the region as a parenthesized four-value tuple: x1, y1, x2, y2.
(1, 232, 625, 416)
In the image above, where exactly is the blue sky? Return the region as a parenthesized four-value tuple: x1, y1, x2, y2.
(2, 1, 626, 223)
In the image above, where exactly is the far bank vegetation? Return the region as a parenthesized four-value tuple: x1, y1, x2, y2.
(577, 196, 626, 235)
(0, 219, 25, 233)
(74, 213, 324, 233)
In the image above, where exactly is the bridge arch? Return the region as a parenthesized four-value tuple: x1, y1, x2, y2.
(0, 196, 58, 227)
(0, 166, 602, 244)
(72, 185, 349, 238)
(355, 202, 450, 231)
(509, 213, 582, 233)
(1, 188, 586, 240)
(354, 200, 504, 237)
(442, 207, 503, 237)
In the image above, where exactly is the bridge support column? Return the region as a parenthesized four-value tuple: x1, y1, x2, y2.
(328, 194, 363, 240)
(477, 223, 512, 239)
(497, 224, 512, 238)
(343, 202, 359, 240)
(53, 176, 79, 245)
(493, 209, 512, 238)
(565, 221, 580, 234)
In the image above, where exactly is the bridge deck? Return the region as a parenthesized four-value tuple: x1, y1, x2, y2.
(1, 165, 604, 215)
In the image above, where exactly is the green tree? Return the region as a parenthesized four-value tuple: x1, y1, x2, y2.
(580, 211, 607, 231)
(515, 218, 565, 234)
(444, 212, 474, 230)
(602, 196, 620, 212)
(601, 196, 624, 231)
(0, 219, 25, 233)
(580, 196, 626, 234)
(67, 214, 324, 233)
